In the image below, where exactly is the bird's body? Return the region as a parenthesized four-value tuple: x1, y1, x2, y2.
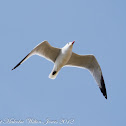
(12, 40, 107, 99)
(49, 42, 73, 79)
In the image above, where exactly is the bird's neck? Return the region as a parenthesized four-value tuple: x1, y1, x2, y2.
(62, 46, 72, 54)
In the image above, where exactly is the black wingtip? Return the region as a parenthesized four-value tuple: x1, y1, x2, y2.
(11, 53, 30, 71)
(100, 74, 107, 99)
(11, 62, 21, 71)
(105, 95, 107, 99)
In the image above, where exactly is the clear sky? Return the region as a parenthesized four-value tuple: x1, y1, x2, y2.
(0, 0, 125, 126)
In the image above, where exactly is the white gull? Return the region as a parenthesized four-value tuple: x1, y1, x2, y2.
(12, 40, 107, 99)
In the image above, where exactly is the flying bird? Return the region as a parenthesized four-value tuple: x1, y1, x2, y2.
(12, 40, 107, 99)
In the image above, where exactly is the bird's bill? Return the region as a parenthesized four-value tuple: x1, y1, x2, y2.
(72, 41, 75, 45)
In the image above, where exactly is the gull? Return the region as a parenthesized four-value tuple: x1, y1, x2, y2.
(12, 40, 107, 99)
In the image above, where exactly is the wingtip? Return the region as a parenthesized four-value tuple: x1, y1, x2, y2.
(104, 93, 107, 99)
(105, 95, 107, 99)
(11, 53, 30, 71)
(11, 65, 18, 71)
(100, 74, 107, 99)
(11, 68, 15, 71)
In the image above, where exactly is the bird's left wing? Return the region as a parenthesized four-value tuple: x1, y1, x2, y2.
(12, 41, 60, 70)
(66, 52, 107, 99)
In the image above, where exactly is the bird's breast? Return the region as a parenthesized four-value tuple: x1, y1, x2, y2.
(54, 50, 72, 70)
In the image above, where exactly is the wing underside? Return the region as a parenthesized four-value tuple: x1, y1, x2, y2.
(66, 52, 107, 99)
(12, 41, 60, 70)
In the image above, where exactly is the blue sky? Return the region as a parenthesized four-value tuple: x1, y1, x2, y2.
(0, 0, 125, 126)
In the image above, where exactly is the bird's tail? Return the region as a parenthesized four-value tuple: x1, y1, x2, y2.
(49, 70, 59, 79)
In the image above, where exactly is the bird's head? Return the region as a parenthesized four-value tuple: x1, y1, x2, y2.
(62, 41, 75, 55)
(64, 41, 75, 49)
(68, 41, 75, 46)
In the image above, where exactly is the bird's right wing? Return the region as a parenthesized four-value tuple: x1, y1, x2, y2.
(33, 40, 60, 62)
(12, 41, 60, 70)
(66, 52, 107, 99)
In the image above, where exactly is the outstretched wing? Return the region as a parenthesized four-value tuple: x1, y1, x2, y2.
(12, 41, 60, 70)
(66, 52, 107, 99)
